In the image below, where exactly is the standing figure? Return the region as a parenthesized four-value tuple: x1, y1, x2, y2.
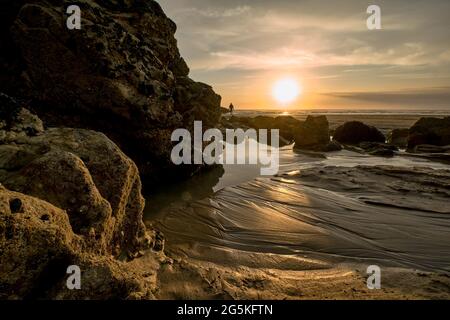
(229, 103, 235, 115)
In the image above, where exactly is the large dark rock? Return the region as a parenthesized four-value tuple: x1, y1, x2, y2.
(249, 115, 302, 142)
(223, 115, 331, 150)
(333, 121, 385, 145)
(222, 116, 301, 141)
(0, 0, 222, 187)
(387, 128, 409, 147)
(221, 115, 303, 146)
(293, 115, 330, 150)
(407, 117, 450, 150)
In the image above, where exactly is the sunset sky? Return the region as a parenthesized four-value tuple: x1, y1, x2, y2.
(161, 0, 450, 110)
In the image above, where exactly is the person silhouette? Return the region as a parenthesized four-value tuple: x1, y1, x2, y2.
(229, 103, 235, 115)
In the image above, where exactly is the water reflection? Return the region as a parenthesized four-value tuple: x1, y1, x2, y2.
(143, 164, 224, 219)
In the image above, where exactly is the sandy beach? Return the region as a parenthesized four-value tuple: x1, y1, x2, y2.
(143, 113, 450, 299)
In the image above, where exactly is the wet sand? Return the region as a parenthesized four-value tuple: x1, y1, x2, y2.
(144, 148, 450, 299)
(142, 109, 450, 300)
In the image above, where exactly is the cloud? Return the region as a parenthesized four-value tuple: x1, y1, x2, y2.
(178, 5, 251, 18)
(323, 87, 450, 107)
(160, 0, 450, 108)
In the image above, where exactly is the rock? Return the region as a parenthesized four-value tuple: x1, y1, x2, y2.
(368, 148, 395, 157)
(333, 121, 385, 145)
(0, 0, 222, 187)
(0, 98, 162, 299)
(0, 186, 156, 299)
(237, 115, 302, 142)
(293, 115, 330, 150)
(359, 142, 397, 157)
(413, 144, 450, 154)
(0, 92, 44, 141)
(222, 115, 331, 150)
(323, 140, 343, 152)
(359, 142, 398, 151)
(0, 127, 146, 257)
(221, 115, 302, 147)
(0, 96, 146, 257)
(387, 128, 409, 147)
(0, 187, 79, 299)
(51, 256, 156, 300)
(407, 117, 450, 150)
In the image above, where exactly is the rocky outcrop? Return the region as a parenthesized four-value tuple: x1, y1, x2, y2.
(0, 187, 78, 299)
(333, 121, 385, 145)
(293, 116, 331, 151)
(407, 117, 450, 150)
(387, 128, 409, 148)
(222, 115, 333, 151)
(0, 0, 222, 187)
(221, 116, 330, 151)
(0, 94, 163, 299)
(0, 95, 149, 256)
(359, 142, 398, 157)
(0, 186, 160, 299)
(224, 115, 301, 142)
(220, 115, 303, 147)
(0, 126, 148, 257)
(323, 140, 343, 152)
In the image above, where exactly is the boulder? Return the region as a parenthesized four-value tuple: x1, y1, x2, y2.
(293, 115, 330, 150)
(407, 117, 450, 150)
(0, 186, 157, 299)
(387, 128, 409, 147)
(0, 127, 147, 257)
(0, 95, 161, 299)
(333, 121, 385, 145)
(323, 140, 343, 152)
(0, 94, 149, 257)
(0, 186, 79, 299)
(227, 116, 301, 141)
(222, 115, 303, 147)
(0, 0, 222, 187)
(223, 115, 331, 150)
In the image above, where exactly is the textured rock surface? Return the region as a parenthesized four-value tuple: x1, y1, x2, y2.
(0, 126, 147, 257)
(222, 115, 331, 150)
(0, 95, 162, 299)
(0, 186, 160, 299)
(407, 117, 450, 150)
(0, 186, 78, 299)
(333, 121, 385, 145)
(0, 0, 222, 186)
(359, 142, 397, 157)
(222, 115, 302, 144)
(293, 115, 330, 150)
(387, 128, 409, 147)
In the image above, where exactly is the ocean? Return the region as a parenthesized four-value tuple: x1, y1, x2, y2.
(234, 108, 450, 134)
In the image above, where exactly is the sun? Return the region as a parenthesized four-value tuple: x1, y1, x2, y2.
(272, 78, 302, 104)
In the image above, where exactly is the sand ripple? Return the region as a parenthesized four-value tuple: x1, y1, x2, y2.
(155, 163, 450, 272)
